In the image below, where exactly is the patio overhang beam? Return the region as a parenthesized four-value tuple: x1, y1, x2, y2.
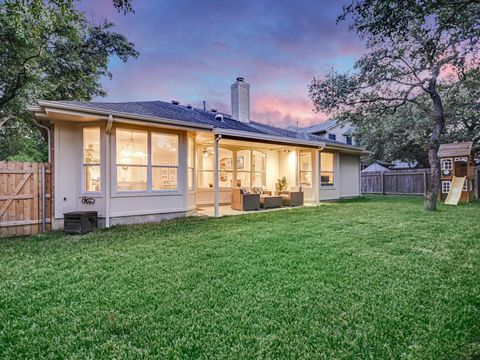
(213, 128, 326, 149)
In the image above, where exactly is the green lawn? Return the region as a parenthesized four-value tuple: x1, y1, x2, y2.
(0, 196, 479, 359)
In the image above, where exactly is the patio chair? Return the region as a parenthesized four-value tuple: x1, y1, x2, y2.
(231, 188, 260, 211)
(279, 188, 304, 206)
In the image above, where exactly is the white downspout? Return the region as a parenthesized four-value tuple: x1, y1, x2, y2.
(34, 120, 51, 162)
(214, 133, 222, 217)
(105, 115, 114, 228)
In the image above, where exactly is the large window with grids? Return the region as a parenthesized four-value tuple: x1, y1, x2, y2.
(320, 152, 335, 187)
(83, 127, 101, 193)
(198, 147, 233, 189)
(299, 150, 312, 188)
(252, 150, 266, 187)
(115, 128, 178, 192)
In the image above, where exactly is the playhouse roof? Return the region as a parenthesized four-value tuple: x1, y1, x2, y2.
(437, 142, 473, 157)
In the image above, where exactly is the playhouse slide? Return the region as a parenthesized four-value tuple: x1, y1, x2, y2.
(445, 176, 466, 205)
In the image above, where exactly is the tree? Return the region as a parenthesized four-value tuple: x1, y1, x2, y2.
(350, 69, 480, 166)
(309, 0, 480, 211)
(0, 0, 138, 161)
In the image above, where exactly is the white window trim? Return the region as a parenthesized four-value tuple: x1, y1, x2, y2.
(320, 152, 335, 188)
(298, 150, 313, 188)
(114, 127, 179, 194)
(188, 136, 196, 192)
(197, 147, 266, 189)
(442, 181, 451, 194)
(441, 158, 453, 171)
(82, 126, 102, 195)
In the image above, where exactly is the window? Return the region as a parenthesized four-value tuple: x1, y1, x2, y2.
(441, 158, 453, 171)
(299, 150, 312, 188)
(236, 150, 251, 188)
(328, 133, 336, 141)
(345, 136, 352, 145)
(152, 133, 178, 191)
(198, 147, 233, 188)
(188, 137, 195, 190)
(115, 128, 178, 192)
(83, 127, 101, 192)
(196, 148, 267, 189)
(320, 152, 335, 187)
(442, 181, 451, 194)
(252, 150, 266, 187)
(463, 180, 470, 192)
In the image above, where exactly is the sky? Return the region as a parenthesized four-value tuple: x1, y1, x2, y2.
(79, 0, 365, 128)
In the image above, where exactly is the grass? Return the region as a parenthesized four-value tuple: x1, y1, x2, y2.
(0, 196, 479, 359)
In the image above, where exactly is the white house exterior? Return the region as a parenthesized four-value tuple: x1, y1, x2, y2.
(29, 78, 366, 229)
(288, 120, 356, 145)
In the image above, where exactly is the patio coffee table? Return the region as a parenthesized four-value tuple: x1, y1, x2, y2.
(260, 195, 283, 209)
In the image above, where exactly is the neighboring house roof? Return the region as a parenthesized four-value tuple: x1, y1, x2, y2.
(287, 119, 338, 134)
(361, 163, 392, 173)
(33, 100, 365, 153)
(390, 161, 419, 170)
(437, 141, 473, 158)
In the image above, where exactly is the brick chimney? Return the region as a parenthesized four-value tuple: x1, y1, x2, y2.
(231, 77, 250, 122)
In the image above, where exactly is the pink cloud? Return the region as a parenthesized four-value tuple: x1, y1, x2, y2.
(252, 94, 328, 128)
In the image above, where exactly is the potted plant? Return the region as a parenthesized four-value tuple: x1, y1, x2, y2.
(275, 176, 287, 195)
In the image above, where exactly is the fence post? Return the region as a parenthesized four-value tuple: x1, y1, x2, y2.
(41, 165, 46, 233)
(381, 172, 385, 195)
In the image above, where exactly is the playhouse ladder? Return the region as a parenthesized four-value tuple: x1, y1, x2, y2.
(444, 176, 466, 206)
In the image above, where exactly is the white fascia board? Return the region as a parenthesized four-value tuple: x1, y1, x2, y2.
(36, 100, 214, 131)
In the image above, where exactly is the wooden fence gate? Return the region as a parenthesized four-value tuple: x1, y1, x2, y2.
(0, 162, 52, 238)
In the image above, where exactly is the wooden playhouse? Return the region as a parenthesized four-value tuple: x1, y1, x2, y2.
(438, 141, 475, 204)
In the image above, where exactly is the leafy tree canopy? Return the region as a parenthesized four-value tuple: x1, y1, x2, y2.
(0, 0, 138, 161)
(309, 0, 480, 210)
(352, 68, 480, 166)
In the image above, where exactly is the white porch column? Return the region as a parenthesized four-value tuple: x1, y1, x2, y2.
(105, 115, 113, 228)
(315, 149, 320, 205)
(214, 134, 221, 217)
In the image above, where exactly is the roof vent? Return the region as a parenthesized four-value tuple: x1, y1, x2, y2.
(215, 114, 224, 122)
(171, 100, 180, 105)
(236, 77, 244, 82)
(210, 108, 217, 113)
(186, 105, 193, 109)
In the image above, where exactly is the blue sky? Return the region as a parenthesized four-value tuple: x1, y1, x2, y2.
(79, 0, 364, 127)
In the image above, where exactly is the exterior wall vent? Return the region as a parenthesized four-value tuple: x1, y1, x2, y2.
(231, 77, 250, 122)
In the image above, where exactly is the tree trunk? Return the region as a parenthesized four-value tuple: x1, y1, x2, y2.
(424, 91, 445, 211)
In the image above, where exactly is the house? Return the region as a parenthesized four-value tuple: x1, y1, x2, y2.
(28, 77, 366, 229)
(361, 162, 391, 173)
(390, 160, 420, 170)
(287, 120, 356, 145)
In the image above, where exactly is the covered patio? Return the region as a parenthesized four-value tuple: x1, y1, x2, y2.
(189, 129, 331, 217)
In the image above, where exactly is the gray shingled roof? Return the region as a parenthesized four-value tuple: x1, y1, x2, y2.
(287, 119, 338, 134)
(50, 100, 360, 149)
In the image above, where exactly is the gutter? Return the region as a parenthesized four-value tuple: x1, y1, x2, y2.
(36, 100, 213, 131)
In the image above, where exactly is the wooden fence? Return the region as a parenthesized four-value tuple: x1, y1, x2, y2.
(361, 166, 480, 198)
(0, 162, 52, 238)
